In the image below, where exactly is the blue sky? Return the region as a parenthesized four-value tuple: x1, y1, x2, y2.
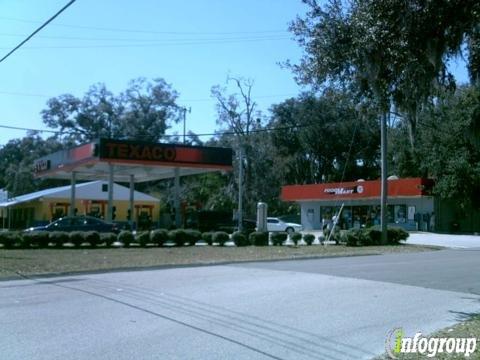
(0, 0, 309, 145)
(0, 0, 470, 146)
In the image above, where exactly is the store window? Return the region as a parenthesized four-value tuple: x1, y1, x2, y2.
(388, 205, 407, 224)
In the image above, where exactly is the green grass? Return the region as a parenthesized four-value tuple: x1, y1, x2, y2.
(0, 243, 439, 280)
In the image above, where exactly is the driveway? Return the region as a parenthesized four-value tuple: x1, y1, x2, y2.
(1, 249, 479, 360)
(407, 232, 480, 248)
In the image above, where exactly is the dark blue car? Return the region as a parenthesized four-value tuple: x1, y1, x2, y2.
(25, 216, 119, 233)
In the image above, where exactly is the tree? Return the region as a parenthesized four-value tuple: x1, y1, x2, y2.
(270, 90, 380, 185)
(390, 85, 480, 209)
(211, 77, 265, 216)
(289, 0, 480, 242)
(0, 135, 66, 196)
(290, 0, 480, 137)
(41, 78, 181, 143)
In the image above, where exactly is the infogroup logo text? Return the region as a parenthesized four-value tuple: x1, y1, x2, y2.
(385, 328, 477, 358)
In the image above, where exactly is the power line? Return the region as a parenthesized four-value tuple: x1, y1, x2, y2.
(0, 0, 76, 64)
(0, 36, 291, 51)
(0, 33, 286, 42)
(0, 90, 298, 101)
(0, 16, 287, 36)
(0, 122, 313, 138)
(0, 124, 62, 134)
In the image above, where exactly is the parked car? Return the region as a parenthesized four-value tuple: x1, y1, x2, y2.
(266, 217, 303, 233)
(25, 216, 119, 233)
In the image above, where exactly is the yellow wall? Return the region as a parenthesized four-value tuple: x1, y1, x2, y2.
(5, 197, 160, 228)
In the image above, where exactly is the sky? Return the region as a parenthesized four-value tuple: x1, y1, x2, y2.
(0, 0, 471, 146)
(0, 0, 311, 146)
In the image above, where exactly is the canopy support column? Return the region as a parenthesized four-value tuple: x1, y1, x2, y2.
(129, 174, 134, 229)
(69, 171, 76, 217)
(107, 163, 114, 222)
(174, 168, 181, 228)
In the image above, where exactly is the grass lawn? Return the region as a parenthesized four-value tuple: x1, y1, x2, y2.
(376, 315, 480, 359)
(0, 243, 440, 280)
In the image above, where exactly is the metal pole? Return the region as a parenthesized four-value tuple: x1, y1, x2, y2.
(380, 112, 388, 244)
(69, 171, 76, 217)
(174, 168, 181, 228)
(129, 174, 134, 229)
(107, 163, 114, 222)
(183, 108, 186, 144)
(238, 147, 243, 231)
(326, 203, 345, 244)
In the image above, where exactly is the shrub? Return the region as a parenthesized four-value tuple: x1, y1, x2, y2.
(387, 227, 409, 244)
(290, 232, 302, 246)
(345, 229, 362, 246)
(346, 226, 410, 246)
(202, 232, 214, 245)
(231, 231, 249, 247)
(49, 231, 69, 248)
(304, 233, 315, 246)
(184, 229, 202, 246)
(70, 231, 85, 248)
(101, 232, 117, 247)
(218, 226, 235, 234)
(150, 229, 169, 247)
(213, 231, 229, 246)
(249, 231, 269, 246)
(85, 231, 100, 247)
(271, 232, 288, 246)
(169, 229, 187, 246)
(330, 230, 346, 245)
(0, 231, 21, 249)
(136, 231, 150, 247)
(118, 230, 134, 247)
(22, 231, 49, 248)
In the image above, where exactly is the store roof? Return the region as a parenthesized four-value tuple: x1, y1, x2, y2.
(281, 178, 434, 202)
(0, 181, 159, 208)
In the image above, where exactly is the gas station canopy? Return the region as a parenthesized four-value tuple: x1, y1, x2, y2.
(33, 138, 233, 182)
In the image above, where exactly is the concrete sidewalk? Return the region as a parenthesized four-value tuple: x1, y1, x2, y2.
(407, 232, 480, 248)
(300, 229, 480, 248)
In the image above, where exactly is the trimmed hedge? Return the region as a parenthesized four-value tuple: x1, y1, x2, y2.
(101, 232, 117, 247)
(49, 231, 69, 248)
(136, 232, 150, 247)
(202, 232, 214, 246)
(169, 229, 187, 247)
(249, 231, 269, 246)
(304, 233, 315, 246)
(213, 231, 229, 246)
(271, 232, 288, 246)
(345, 226, 409, 246)
(290, 232, 302, 246)
(70, 231, 85, 248)
(22, 231, 49, 248)
(184, 229, 202, 246)
(118, 230, 134, 247)
(85, 231, 100, 247)
(231, 231, 249, 247)
(150, 229, 169, 247)
(0, 231, 21, 249)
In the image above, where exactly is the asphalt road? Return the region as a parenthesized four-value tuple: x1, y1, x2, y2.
(1, 248, 480, 360)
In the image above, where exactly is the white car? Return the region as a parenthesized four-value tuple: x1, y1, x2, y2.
(266, 217, 303, 233)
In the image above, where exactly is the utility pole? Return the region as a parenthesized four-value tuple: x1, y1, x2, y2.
(238, 147, 243, 231)
(380, 111, 388, 244)
(182, 107, 191, 144)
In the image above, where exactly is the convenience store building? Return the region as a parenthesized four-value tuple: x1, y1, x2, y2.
(281, 178, 478, 232)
